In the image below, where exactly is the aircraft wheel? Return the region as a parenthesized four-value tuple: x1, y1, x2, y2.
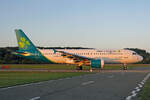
(76, 66, 83, 70)
(123, 64, 127, 70)
(80, 66, 83, 70)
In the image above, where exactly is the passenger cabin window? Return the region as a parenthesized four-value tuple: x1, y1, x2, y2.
(132, 53, 137, 55)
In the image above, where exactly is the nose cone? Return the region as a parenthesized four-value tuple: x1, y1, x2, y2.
(137, 55, 143, 62)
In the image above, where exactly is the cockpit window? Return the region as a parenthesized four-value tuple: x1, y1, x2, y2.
(132, 53, 137, 55)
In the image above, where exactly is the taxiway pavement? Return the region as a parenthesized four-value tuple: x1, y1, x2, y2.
(0, 71, 149, 100)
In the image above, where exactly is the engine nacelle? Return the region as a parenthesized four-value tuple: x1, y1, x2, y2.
(91, 59, 104, 69)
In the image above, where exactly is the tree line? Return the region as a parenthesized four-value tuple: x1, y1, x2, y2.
(0, 47, 150, 64)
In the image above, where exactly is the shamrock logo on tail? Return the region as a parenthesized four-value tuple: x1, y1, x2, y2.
(19, 37, 30, 49)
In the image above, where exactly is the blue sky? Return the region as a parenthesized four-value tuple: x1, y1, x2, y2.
(0, 0, 150, 51)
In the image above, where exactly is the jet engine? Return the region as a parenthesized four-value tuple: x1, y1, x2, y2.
(91, 59, 104, 69)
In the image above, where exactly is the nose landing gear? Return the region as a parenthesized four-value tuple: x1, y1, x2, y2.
(123, 63, 127, 70)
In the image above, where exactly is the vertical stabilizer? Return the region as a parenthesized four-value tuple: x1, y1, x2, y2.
(15, 29, 38, 52)
(14, 29, 52, 63)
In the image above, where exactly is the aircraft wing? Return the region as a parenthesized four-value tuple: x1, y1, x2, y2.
(54, 49, 92, 60)
(53, 49, 94, 65)
(53, 49, 103, 68)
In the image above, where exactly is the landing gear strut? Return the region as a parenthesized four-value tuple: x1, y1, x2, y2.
(76, 66, 83, 70)
(123, 63, 127, 70)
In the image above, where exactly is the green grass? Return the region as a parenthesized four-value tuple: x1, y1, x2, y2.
(1, 64, 150, 70)
(0, 64, 77, 69)
(1, 64, 149, 70)
(0, 72, 90, 88)
(0, 64, 94, 70)
(138, 78, 150, 100)
(103, 64, 150, 70)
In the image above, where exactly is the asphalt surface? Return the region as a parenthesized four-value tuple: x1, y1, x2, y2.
(0, 70, 149, 100)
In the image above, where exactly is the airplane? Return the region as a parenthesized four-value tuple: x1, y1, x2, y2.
(14, 29, 143, 70)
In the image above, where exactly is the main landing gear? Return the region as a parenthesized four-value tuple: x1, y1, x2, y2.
(76, 66, 83, 70)
(76, 62, 83, 70)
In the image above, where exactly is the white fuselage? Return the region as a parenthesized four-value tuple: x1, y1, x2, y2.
(39, 49, 143, 64)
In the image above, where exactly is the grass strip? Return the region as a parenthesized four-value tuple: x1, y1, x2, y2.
(0, 72, 90, 88)
(138, 78, 150, 100)
(1, 64, 150, 70)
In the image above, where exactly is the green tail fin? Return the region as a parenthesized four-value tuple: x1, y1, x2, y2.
(15, 29, 38, 52)
(15, 29, 52, 63)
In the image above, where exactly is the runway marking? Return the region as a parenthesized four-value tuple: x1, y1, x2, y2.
(126, 96, 132, 100)
(140, 82, 144, 85)
(131, 90, 136, 94)
(82, 81, 94, 86)
(30, 96, 40, 100)
(0, 80, 54, 91)
(58, 79, 63, 81)
(0, 74, 87, 91)
(66, 77, 71, 80)
(143, 72, 150, 82)
(136, 88, 140, 92)
(131, 93, 137, 97)
(0, 74, 89, 91)
(135, 87, 139, 90)
(125, 73, 150, 100)
(138, 84, 143, 88)
(1, 84, 31, 90)
(107, 75, 114, 78)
